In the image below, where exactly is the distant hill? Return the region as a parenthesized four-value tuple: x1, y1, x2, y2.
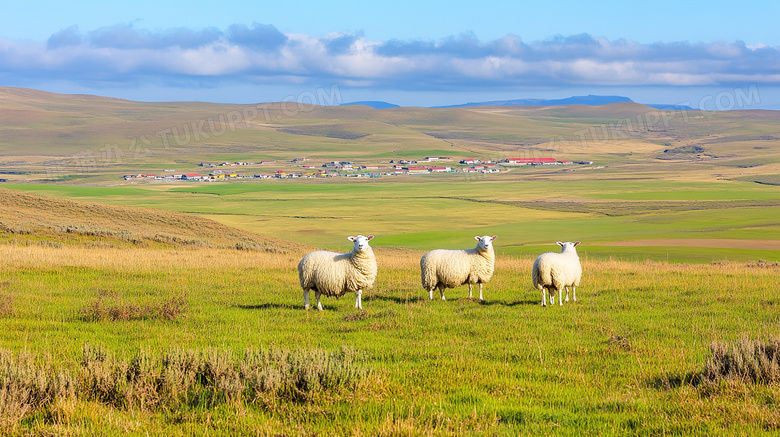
(340, 101, 400, 109)
(644, 103, 696, 111)
(435, 95, 635, 108)
(340, 96, 696, 110)
(2, 85, 776, 183)
(0, 188, 305, 253)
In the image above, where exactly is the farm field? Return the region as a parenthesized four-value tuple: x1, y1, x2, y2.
(1, 87, 779, 434)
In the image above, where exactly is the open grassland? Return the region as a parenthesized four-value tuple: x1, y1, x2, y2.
(5, 173, 780, 263)
(1, 243, 779, 435)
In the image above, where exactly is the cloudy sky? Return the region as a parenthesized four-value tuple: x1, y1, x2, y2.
(2, 0, 779, 108)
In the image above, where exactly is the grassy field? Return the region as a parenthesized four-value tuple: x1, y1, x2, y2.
(0, 189, 778, 435)
(1, 242, 779, 435)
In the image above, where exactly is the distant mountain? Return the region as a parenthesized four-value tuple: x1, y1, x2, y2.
(434, 95, 635, 108)
(644, 103, 696, 111)
(340, 96, 696, 110)
(340, 101, 400, 109)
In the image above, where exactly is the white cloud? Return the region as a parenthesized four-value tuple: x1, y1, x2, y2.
(1, 25, 779, 95)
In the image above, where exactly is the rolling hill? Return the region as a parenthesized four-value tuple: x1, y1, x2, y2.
(0, 187, 304, 253)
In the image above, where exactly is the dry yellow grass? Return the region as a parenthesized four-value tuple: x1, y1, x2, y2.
(0, 188, 306, 253)
(0, 244, 301, 271)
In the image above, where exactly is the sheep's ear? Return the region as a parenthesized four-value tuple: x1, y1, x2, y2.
(491, 235, 497, 241)
(574, 241, 581, 246)
(474, 236, 481, 241)
(556, 241, 563, 246)
(348, 236, 356, 242)
(366, 235, 374, 241)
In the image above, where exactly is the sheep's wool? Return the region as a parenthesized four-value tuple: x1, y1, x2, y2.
(420, 240, 495, 292)
(532, 242, 582, 306)
(298, 247, 377, 297)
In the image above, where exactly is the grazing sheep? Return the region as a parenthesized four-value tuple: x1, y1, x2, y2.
(420, 235, 497, 301)
(532, 241, 582, 307)
(298, 235, 377, 311)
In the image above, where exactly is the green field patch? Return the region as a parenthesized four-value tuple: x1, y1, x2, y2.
(736, 174, 780, 186)
(505, 199, 780, 216)
(586, 183, 780, 201)
(4, 183, 150, 198)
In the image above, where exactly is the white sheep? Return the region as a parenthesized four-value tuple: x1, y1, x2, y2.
(298, 235, 377, 311)
(532, 241, 582, 307)
(420, 235, 497, 301)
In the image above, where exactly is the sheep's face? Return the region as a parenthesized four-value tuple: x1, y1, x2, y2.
(348, 235, 374, 252)
(557, 241, 581, 253)
(475, 235, 498, 251)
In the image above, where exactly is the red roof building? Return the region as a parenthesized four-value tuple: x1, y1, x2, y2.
(506, 158, 557, 164)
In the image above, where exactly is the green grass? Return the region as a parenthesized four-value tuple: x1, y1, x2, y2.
(1, 247, 779, 435)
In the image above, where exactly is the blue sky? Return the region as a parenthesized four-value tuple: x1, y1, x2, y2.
(2, 0, 779, 108)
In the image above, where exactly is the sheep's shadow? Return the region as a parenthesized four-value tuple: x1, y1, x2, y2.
(235, 302, 368, 313)
(646, 372, 702, 391)
(234, 303, 298, 311)
(479, 298, 542, 307)
(372, 295, 426, 304)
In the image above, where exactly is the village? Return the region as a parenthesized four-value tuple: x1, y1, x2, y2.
(122, 156, 578, 182)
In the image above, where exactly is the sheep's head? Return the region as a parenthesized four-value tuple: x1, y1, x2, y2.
(474, 235, 498, 251)
(348, 235, 374, 252)
(556, 241, 581, 253)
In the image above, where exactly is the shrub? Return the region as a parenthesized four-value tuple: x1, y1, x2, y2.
(0, 295, 13, 317)
(79, 295, 187, 322)
(0, 343, 374, 427)
(241, 346, 372, 402)
(0, 348, 75, 430)
(705, 336, 780, 384)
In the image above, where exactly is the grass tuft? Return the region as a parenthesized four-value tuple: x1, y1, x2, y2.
(0, 343, 374, 426)
(79, 295, 188, 322)
(0, 295, 13, 317)
(608, 333, 632, 351)
(0, 349, 75, 433)
(705, 336, 780, 384)
(746, 259, 780, 269)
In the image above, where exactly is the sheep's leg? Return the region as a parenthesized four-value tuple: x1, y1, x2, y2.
(468, 283, 473, 299)
(549, 287, 555, 305)
(542, 288, 547, 307)
(558, 287, 563, 306)
(439, 285, 446, 301)
(478, 283, 484, 301)
(572, 286, 577, 302)
(304, 290, 310, 310)
(565, 286, 570, 302)
(428, 288, 434, 300)
(316, 292, 323, 311)
(355, 289, 363, 310)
